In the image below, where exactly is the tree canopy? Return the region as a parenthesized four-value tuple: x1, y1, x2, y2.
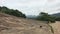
(37, 12, 56, 23)
(0, 6, 26, 18)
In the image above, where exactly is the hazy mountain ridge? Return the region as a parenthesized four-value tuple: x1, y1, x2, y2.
(26, 15, 37, 19)
(51, 13, 60, 17)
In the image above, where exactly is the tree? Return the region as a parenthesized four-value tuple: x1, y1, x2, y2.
(37, 12, 56, 23)
(0, 6, 26, 18)
(0, 7, 2, 11)
(55, 17, 60, 21)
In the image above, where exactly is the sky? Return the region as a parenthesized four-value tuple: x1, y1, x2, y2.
(0, 0, 60, 15)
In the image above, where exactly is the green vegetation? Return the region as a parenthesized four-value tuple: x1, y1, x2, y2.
(0, 6, 26, 18)
(1, 6, 60, 22)
(55, 17, 60, 21)
(37, 12, 56, 23)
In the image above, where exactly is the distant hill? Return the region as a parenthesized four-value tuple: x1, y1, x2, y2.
(51, 13, 60, 18)
(26, 15, 37, 19)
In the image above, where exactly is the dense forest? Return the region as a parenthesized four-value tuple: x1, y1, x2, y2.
(0, 6, 26, 18)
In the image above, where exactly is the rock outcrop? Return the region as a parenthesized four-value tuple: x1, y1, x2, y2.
(0, 13, 53, 34)
(50, 21, 60, 34)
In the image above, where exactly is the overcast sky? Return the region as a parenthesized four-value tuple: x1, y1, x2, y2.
(0, 0, 60, 15)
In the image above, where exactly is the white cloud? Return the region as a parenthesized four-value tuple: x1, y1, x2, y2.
(0, 0, 60, 15)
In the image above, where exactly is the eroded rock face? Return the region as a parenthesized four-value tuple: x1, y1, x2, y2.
(0, 13, 53, 34)
(50, 21, 60, 34)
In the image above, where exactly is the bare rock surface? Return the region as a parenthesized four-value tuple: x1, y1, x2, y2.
(0, 13, 53, 34)
(50, 21, 60, 34)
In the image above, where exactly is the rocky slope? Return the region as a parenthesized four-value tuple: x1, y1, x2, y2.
(0, 13, 53, 34)
(50, 21, 60, 34)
